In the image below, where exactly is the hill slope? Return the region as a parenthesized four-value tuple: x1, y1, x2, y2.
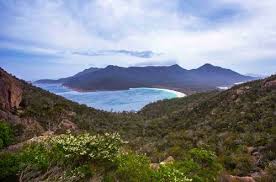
(1, 67, 275, 181)
(138, 75, 276, 177)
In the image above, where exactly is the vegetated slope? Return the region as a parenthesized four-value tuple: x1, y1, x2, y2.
(1, 67, 275, 181)
(0, 67, 143, 143)
(21, 80, 144, 140)
(138, 75, 276, 177)
(36, 64, 253, 93)
(0, 68, 223, 182)
(140, 91, 220, 119)
(33, 73, 276, 178)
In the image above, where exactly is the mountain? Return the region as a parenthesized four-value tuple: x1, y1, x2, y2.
(35, 67, 100, 84)
(36, 64, 254, 93)
(1, 67, 275, 181)
(189, 63, 252, 85)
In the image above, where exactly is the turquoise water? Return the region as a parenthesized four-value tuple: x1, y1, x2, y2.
(35, 84, 178, 112)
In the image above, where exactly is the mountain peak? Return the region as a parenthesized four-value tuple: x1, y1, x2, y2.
(198, 63, 216, 69)
(169, 64, 185, 70)
(170, 64, 181, 68)
(106, 65, 121, 69)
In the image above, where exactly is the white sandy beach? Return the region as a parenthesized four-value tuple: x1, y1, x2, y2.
(130, 87, 186, 98)
(153, 88, 186, 98)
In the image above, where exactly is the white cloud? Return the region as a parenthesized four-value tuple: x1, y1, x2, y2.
(0, 0, 275, 76)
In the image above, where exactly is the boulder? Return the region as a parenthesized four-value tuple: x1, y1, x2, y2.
(263, 79, 276, 89)
(160, 156, 174, 165)
(59, 119, 78, 130)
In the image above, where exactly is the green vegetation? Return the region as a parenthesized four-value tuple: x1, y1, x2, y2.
(0, 120, 13, 149)
(105, 152, 154, 182)
(0, 132, 222, 181)
(0, 132, 123, 181)
(0, 152, 21, 179)
(0, 74, 275, 181)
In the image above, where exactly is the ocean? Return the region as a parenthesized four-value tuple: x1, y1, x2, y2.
(34, 84, 185, 112)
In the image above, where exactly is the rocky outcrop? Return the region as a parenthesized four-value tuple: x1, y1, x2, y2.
(263, 77, 276, 89)
(58, 119, 78, 130)
(160, 156, 175, 165)
(220, 175, 256, 182)
(0, 68, 22, 111)
(150, 156, 175, 170)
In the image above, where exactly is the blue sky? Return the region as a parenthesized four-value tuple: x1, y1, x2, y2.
(0, 0, 275, 80)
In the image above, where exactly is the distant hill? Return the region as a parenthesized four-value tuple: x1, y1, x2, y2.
(35, 67, 100, 84)
(36, 64, 254, 93)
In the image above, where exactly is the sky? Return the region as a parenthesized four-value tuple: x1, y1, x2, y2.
(0, 0, 275, 80)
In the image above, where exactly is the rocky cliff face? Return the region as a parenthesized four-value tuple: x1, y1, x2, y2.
(0, 68, 79, 143)
(0, 68, 22, 111)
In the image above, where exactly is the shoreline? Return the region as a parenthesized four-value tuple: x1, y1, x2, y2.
(158, 88, 186, 98)
(131, 87, 186, 98)
(71, 86, 187, 98)
(35, 83, 186, 98)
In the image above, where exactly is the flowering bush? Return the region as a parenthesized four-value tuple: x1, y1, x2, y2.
(9, 132, 124, 181)
(50, 132, 123, 162)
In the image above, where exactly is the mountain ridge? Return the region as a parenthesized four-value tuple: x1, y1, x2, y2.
(36, 64, 254, 94)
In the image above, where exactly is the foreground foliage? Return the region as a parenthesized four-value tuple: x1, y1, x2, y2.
(0, 132, 223, 181)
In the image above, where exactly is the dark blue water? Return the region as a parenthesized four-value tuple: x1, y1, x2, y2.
(35, 84, 180, 112)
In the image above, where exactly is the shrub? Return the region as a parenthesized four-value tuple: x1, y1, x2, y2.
(105, 152, 193, 182)
(50, 132, 123, 162)
(0, 152, 21, 179)
(8, 132, 124, 181)
(61, 164, 92, 181)
(105, 152, 153, 182)
(154, 164, 192, 182)
(175, 148, 222, 182)
(20, 143, 52, 169)
(0, 121, 13, 149)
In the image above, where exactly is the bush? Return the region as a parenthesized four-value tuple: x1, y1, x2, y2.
(175, 148, 222, 182)
(4, 132, 124, 181)
(0, 130, 223, 182)
(50, 132, 123, 162)
(0, 152, 21, 179)
(154, 164, 192, 182)
(0, 121, 13, 149)
(105, 152, 153, 182)
(105, 152, 193, 182)
(20, 143, 52, 169)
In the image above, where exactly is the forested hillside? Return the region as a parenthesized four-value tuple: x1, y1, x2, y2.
(0, 68, 275, 181)
(138, 75, 276, 178)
